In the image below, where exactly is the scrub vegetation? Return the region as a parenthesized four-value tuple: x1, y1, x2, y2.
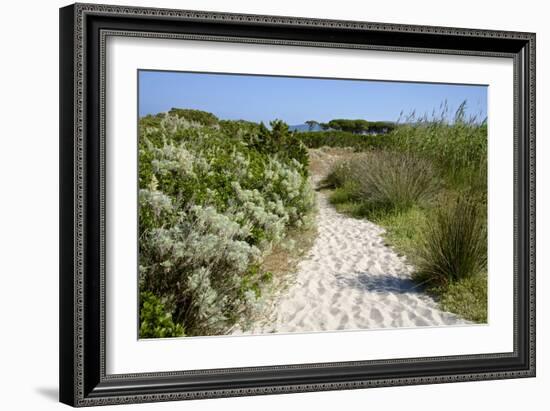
(138, 109, 315, 337)
(324, 104, 488, 322)
(138, 102, 488, 337)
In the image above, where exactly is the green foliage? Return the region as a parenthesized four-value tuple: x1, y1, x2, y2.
(138, 109, 314, 337)
(168, 108, 220, 126)
(437, 273, 488, 323)
(328, 185, 358, 206)
(139, 291, 185, 338)
(374, 207, 427, 258)
(328, 151, 438, 216)
(355, 151, 438, 213)
(368, 121, 397, 133)
(387, 104, 487, 191)
(321, 159, 354, 189)
(260, 121, 310, 173)
(323, 119, 396, 134)
(312, 104, 487, 194)
(415, 194, 487, 287)
(297, 130, 388, 150)
(219, 119, 261, 143)
(324, 104, 488, 323)
(305, 120, 319, 131)
(327, 119, 370, 133)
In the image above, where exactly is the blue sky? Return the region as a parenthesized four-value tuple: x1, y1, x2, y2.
(138, 70, 487, 124)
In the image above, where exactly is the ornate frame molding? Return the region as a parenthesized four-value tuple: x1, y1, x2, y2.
(60, 3, 535, 407)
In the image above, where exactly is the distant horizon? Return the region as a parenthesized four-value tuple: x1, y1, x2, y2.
(139, 70, 487, 124)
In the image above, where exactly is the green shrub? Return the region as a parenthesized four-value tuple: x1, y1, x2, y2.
(321, 159, 354, 189)
(415, 194, 487, 286)
(168, 108, 220, 126)
(297, 130, 388, 151)
(141, 204, 264, 335)
(256, 121, 310, 172)
(139, 291, 185, 338)
(324, 119, 395, 134)
(138, 110, 315, 337)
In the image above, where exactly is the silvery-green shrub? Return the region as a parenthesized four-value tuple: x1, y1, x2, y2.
(138, 110, 314, 336)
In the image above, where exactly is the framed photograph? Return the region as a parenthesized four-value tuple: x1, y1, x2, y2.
(59, 3, 536, 407)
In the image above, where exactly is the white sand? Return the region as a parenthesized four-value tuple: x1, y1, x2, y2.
(232, 149, 467, 335)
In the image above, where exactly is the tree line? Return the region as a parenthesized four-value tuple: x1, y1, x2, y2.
(304, 119, 395, 134)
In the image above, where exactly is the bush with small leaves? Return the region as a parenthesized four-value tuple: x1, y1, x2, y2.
(138, 110, 315, 337)
(139, 291, 185, 338)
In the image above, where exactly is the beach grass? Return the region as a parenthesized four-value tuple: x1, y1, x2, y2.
(414, 194, 487, 286)
(324, 107, 488, 324)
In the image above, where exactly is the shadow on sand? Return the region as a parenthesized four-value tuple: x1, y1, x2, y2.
(335, 272, 424, 294)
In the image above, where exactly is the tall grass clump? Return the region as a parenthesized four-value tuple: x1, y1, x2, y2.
(138, 110, 315, 337)
(415, 194, 487, 287)
(387, 102, 487, 191)
(351, 151, 438, 213)
(327, 151, 438, 217)
(321, 159, 354, 189)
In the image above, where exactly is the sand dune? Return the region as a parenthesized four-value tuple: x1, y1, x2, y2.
(232, 149, 467, 335)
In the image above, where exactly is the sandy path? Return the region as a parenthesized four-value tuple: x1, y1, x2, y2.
(232, 149, 467, 335)
(234, 191, 467, 335)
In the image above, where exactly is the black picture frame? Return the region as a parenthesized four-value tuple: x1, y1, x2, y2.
(59, 3, 536, 407)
